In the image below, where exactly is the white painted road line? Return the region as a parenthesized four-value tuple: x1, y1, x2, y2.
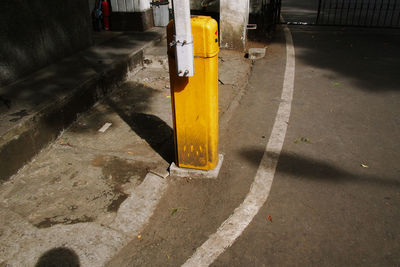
(182, 26, 296, 267)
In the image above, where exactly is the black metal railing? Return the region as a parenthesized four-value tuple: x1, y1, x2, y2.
(248, 0, 282, 38)
(316, 0, 400, 27)
(270, 0, 282, 24)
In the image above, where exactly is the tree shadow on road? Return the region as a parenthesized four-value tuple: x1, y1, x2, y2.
(270, 24, 400, 93)
(239, 147, 400, 188)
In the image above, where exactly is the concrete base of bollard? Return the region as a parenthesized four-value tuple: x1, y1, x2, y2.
(169, 154, 224, 179)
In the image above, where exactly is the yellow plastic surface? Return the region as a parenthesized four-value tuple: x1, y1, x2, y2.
(167, 16, 219, 57)
(191, 16, 219, 57)
(168, 16, 219, 170)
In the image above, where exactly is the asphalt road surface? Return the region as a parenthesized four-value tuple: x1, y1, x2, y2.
(107, 22, 400, 267)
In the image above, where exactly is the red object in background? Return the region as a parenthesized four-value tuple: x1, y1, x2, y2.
(101, 0, 110, 30)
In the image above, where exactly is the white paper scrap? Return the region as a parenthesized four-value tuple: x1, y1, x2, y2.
(98, 122, 112, 133)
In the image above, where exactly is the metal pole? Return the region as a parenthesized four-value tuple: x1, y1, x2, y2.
(171, 0, 195, 77)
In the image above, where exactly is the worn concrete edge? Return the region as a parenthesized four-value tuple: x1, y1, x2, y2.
(0, 173, 169, 265)
(109, 172, 169, 237)
(0, 157, 169, 265)
(0, 203, 131, 266)
(0, 30, 166, 182)
(219, 54, 253, 132)
(169, 154, 224, 179)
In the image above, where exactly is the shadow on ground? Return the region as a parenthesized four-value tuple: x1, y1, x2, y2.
(0, 31, 161, 105)
(68, 81, 174, 164)
(239, 147, 400, 188)
(35, 247, 80, 267)
(105, 82, 174, 164)
(280, 0, 319, 23)
(270, 25, 400, 93)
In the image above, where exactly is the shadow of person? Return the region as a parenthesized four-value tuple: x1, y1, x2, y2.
(35, 247, 80, 267)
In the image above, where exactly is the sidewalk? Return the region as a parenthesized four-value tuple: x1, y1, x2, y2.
(0, 28, 165, 181)
(0, 32, 252, 265)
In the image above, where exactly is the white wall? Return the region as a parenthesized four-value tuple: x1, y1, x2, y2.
(111, 0, 151, 12)
(220, 0, 249, 50)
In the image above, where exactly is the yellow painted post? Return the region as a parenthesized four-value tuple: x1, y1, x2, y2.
(167, 16, 219, 170)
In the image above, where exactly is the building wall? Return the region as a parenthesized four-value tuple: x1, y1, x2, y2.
(220, 0, 249, 51)
(108, 0, 154, 31)
(189, 0, 250, 51)
(0, 0, 93, 87)
(110, 0, 151, 12)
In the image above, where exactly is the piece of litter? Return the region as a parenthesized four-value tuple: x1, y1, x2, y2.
(171, 208, 178, 216)
(267, 215, 272, 222)
(148, 169, 169, 179)
(248, 48, 266, 60)
(294, 137, 310, 143)
(361, 163, 369, 168)
(166, 95, 171, 98)
(98, 122, 112, 133)
(58, 141, 72, 147)
(302, 137, 310, 142)
(127, 151, 134, 155)
(332, 82, 340, 87)
(137, 234, 142, 239)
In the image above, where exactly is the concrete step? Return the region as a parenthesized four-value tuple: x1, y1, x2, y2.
(0, 28, 166, 182)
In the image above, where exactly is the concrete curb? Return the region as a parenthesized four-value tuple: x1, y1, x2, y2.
(110, 173, 168, 236)
(219, 60, 253, 134)
(0, 29, 166, 182)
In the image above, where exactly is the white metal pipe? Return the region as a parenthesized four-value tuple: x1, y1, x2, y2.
(172, 0, 194, 77)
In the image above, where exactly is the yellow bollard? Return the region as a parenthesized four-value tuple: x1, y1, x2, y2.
(167, 16, 219, 170)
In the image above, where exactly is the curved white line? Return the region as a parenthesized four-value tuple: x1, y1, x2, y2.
(182, 26, 296, 267)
